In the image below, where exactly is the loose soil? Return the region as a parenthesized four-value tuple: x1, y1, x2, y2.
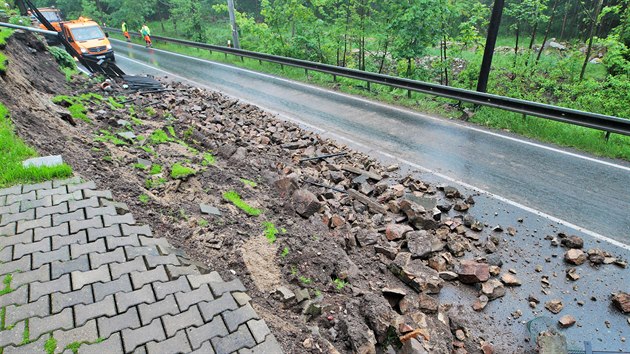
(1, 32, 628, 354)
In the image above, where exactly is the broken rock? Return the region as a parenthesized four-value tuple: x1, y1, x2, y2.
(457, 260, 489, 284)
(472, 295, 489, 311)
(558, 315, 576, 328)
(407, 231, 444, 259)
(481, 279, 505, 300)
(385, 223, 413, 241)
(501, 273, 522, 286)
(389, 253, 443, 294)
(611, 292, 630, 313)
(292, 189, 322, 218)
(545, 299, 564, 314)
(561, 235, 584, 249)
(564, 249, 587, 265)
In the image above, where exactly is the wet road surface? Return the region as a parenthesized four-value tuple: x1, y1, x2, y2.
(110, 40, 630, 352)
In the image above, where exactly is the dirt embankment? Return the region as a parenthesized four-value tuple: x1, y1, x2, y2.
(2, 31, 628, 354)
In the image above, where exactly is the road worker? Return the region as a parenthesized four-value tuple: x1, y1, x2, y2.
(141, 24, 152, 48)
(122, 21, 130, 42)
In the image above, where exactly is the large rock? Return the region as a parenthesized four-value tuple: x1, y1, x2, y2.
(457, 260, 489, 284)
(561, 235, 584, 249)
(362, 293, 395, 343)
(292, 189, 322, 218)
(389, 253, 443, 294)
(274, 176, 299, 198)
(564, 249, 587, 265)
(340, 318, 377, 354)
(407, 231, 445, 259)
(611, 292, 630, 313)
(399, 200, 439, 230)
(386, 223, 414, 241)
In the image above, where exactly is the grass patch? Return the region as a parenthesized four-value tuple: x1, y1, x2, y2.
(240, 178, 257, 187)
(149, 129, 173, 144)
(0, 104, 73, 188)
(145, 107, 157, 116)
(202, 152, 216, 166)
(68, 103, 90, 123)
(0, 274, 12, 296)
(222, 190, 262, 216)
(93, 130, 128, 146)
(333, 278, 348, 290)
(262, 221, 278, 244)
(170, 163, 196, 179)
(299, 275, 313, 285)
(0, 52, 8, 73)
(44, 337, 57, 354)
(133, 163, 148, 170)
(108, 97, 124, 109)
(0, 307, 6, 330)
(149, 164, 162, 175)
(138, 194, 149, 204)
(145, 177, 167, 189)
(0, 28, 13, 46)
(65, 341, 82, 354)
(280, 246, 289, 258)
(22, 318, 30, 345)
(198, 218, 209, 227)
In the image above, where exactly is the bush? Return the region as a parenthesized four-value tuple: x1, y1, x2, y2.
(48, 47, 77, 71)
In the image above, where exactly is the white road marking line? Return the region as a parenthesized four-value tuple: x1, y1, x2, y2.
(117, 55, 630, 250)
(113, 39, 630, 172)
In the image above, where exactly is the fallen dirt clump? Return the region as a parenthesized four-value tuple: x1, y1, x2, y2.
(2, 32, 628, 354)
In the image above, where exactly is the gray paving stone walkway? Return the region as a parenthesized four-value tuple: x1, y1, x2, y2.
(0, 177, 282, 354)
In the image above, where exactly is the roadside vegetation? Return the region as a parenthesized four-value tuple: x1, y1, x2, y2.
(0, 27, 13, 73)
(44, 0, 630, 160)
(0, 103, 73, 188)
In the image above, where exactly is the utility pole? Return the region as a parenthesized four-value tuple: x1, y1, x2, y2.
(476, 0, 505, 93)
(227, 0, 240, 49)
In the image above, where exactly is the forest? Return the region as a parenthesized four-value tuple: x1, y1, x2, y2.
(8, 0, 630, 158)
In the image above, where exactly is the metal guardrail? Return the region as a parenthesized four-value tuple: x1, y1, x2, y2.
(116, 28, 627, 136)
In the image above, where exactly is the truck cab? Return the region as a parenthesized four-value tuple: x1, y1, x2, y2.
(61, 17, 114, 61)
(35, 7, 63, 32)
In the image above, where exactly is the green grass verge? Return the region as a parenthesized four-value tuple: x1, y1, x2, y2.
(223, 190, 262, 216)
(110, 32, 630, 161)
(0, 103, 73, 188)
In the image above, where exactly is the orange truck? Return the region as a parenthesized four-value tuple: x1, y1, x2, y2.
(59, 17, 115, 61)
(34, 7, 63, 32)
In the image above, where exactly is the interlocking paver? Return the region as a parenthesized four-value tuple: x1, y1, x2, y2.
(137, 294, 179, 326)
(175, 284, 213, 311)
(20, 195, 52, 212)
(93, 273, 132, 302)
(0, 320, 25, 347)
(81, 333, 124, 354)
(36, 186, 67, 199)
(84, 189, 113, 199)
(12, 264, 50, 288)
(0, 285, 28, 307)
(3, 333, 48, 354)
(70, 217, 104, 234)
(238, 335, 283, 354)
(232, 292, 252, 306)
(101, 199, 129, 212)
(13, 237, 50, 259)
(146, 329, 191, 354)
(211, 324, 256, 354)
(51, 230, 87, 250)
(36, 202, 69, 218)
(98, 307, 141, 338)
(145, 253, 180, 268)
(0, 256, 31, 277)
(16, 215, 52, 233)
(223, 303, 260, 332)
(0, 230, 33, 249)
(53, 319, 99, 352)
(163, 305, 204, 337)
(121, 318, 166, 353)
(198, 294, 239, 322)
(166, 264, 200, 278)
(6, 190, 36, 205)
(115, 284, 155, 312)
(103, 213, 135, 227)
(30, 307, 74, 340)
(125, 245, 159, 259)
(0, 194, 5, 206)
(34, 222, 69, 241)
(87, 225, 122, 242)
(71, 264, 111, 290)
(70, 238, 106, 259)
(0, 244, 12, 260)
(51, 285, 93, 313)
(0, 202, 20, 216)
(85, 205, 117, 219)
(191, 341, 216, 354)
(0, 184, 22, 196)
(22, 181, 52, 193)
(5, 295, 49, 325)
(210, 278, 248, 297)
(130, 265, 168, 289)
(139, 236, 170, 248)
(187, 315, 229, 350)
(121, 224, 152, 236)
(32, 245, 70, 268)
(75, 294, 117, 326)
(246, 319, 272, 344)
(30, 274, 71, 302)
(152, 276, 192, 300)
(53, 209, 84, 227)
(0, 221, 17, 236)
(110, 257, 146, 279)
(1, 209, 34, 226)
(52, 190, 82, 206)
(51, 255, 90, 279)
(89, 247, 125, 268)
(53, 176, 81, 187)
(68, 196, 100, 212)
(107, 233, 140, 250)
(67, 181, 96, 193)
(188, 272, 223, 289)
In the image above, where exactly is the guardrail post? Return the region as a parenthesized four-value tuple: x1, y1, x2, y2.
(605, 131, 611, 141)
(407, 90, 412, 99)
(333, 75, 337, 82)
(367, 82, 371, 92)
(305, 68, 308, 79)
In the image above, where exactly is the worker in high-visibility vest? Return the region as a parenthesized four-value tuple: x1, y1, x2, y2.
(122, 21, 130, 42)
(141, 24, 152, 48)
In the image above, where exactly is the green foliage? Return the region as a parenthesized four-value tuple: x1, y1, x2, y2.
(21, 318, 30, 344)
(48, 46, 77, 71)
(262, 221, 278, 243)
(298, 275, 312, 285)
(240, 178, 257, 187)
(198, 218, 209, 227)
(149, 164, 162, 175)
(144, 106, 157, 116)
(222, 190, 262, 216)
(280, 246, 289, 258)
(0, 306, 6, 330)
(145, 177, 167, 189)
(170, 163, 196, 179)
(0, 274, 12, 295)
(65, 341, 82, 354)
(333, 278, 348, 290)
(108, 97, 124, 110)
(44, 337, 57, 354)
(202, 152, 216, 166)
(138, 194, 149, 204)
(68, 103, 90, 123)
(0, 28, 13, 46)
(149, 129, 172, 144)
(133, 163, 148, 170)
(0, 52, 7, 73)
(94, 129, 128, 146)
(0, 104, 73, 188)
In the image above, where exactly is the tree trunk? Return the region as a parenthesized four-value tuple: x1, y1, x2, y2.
(444, 35, 449, 86)
(559, 3, 568, 40)
(528, 22, 538, 50)
(378, 38, 389, 74)
(407, 58, 412, 77)
(514, 24, 520, 66)
(536, 0, 559, 65)
(580, 0, 604, 81)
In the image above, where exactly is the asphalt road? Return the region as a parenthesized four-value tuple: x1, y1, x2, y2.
(109, 40, 630, 352)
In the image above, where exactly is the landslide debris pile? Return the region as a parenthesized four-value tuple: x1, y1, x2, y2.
(2, 31, 628, 354)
